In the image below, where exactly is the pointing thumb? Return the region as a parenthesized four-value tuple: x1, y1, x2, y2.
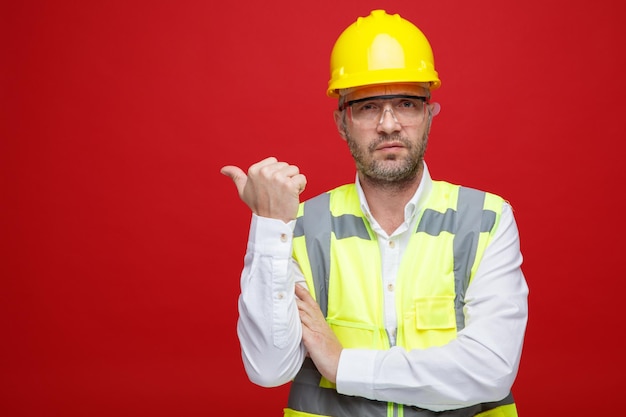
(220, 165, 247, 195)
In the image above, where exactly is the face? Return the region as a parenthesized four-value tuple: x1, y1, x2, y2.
(334, 83, 434, 187)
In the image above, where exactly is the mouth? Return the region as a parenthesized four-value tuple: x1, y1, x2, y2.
(375, 141, 405, 152)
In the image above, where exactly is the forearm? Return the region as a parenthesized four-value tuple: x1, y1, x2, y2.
(337, 329, 522, 411)
(237, 214, 307, 387)
(337, 285, 527, 411)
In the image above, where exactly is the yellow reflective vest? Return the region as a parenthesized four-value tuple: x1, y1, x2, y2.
(285, 181, 518, 417)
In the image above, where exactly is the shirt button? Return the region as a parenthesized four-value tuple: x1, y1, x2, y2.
(277, 292, 285, 299)
(280, 233, 288, 242)
(387, 283, 394, 292)
(388, 240, 395, 248)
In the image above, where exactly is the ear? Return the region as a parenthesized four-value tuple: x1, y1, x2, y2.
(333, 110, 347, 141)
(425, 102, 440, 134)
(429, 102, 441, 117)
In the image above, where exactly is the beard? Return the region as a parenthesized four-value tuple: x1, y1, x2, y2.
(346, 132, 428, 188)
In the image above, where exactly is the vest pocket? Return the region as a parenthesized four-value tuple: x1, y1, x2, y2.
(401, 296, 457, 348)
(415, 296, 456, 329)
(327, 319, 381, 349)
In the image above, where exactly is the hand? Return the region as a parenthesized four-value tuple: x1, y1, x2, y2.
(295, 284, 342, 384)
(221, 157, 307, 223)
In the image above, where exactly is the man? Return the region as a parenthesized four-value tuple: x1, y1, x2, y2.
(221, 9, 528, 417)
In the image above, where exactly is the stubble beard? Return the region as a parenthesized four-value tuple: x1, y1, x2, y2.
(346, 132, 428, 189)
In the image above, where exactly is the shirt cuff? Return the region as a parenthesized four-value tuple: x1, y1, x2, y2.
(335, 349, 377, 397)
(248, 213, 296, 258)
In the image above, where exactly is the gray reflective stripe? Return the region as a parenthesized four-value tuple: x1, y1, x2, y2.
(452, 187, 485, 331)
(415, 187, 496, 331)
(288, 358, 389, 416)
(333, 214, 371, 240)
(294, 198, 370, 240)
(296, 192, 333, 318)
(416, 208, 457, 235)
(294, 193, 371, 317)
(288, 359, 514, 417)
(416, 205, 496, 236)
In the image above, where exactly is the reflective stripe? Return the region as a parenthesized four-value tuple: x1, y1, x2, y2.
(288, 359, 388, 416)
(333, 213, 371, 240)
(295, 192, 372, 317)
(453, 187, 489, 331)
(296, 192, 333, 318)
(415, 188, 496, 330)
(288, 360, 515, 417)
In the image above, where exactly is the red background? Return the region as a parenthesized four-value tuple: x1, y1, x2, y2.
(2, 1, 625, 416)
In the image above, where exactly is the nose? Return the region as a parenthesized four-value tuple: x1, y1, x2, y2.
(377, 107, 401, 134)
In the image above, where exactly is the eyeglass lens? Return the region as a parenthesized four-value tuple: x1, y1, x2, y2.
(348, 95, 426, 126)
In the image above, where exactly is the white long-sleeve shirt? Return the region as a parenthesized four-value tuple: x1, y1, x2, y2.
(236, 163, 529, 411)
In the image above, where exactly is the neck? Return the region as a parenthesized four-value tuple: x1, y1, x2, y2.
(359, 168, 423, 235)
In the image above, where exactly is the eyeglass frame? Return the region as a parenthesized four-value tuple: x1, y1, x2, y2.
(338, 94, 430, 124)
(338, 94, 429, 126)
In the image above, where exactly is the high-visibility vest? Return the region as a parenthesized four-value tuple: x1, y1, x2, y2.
(285, 181, 518, 417)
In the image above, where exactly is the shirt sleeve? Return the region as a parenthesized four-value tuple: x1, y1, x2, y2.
(335, 202, 529, 411)
(236, 214, 307, 387)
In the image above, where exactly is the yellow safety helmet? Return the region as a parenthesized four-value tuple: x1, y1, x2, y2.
(327, 9, 441, 98)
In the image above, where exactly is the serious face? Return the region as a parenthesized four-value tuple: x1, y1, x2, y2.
(334, 83, 435, 188)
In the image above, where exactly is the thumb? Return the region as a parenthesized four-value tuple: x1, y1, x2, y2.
(220, 165, 247, 195)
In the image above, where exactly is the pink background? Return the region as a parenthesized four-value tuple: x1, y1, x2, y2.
(2, 1, 625, 415)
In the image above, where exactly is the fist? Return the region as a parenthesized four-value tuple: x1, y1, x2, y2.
(221, 157, 307, 222)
